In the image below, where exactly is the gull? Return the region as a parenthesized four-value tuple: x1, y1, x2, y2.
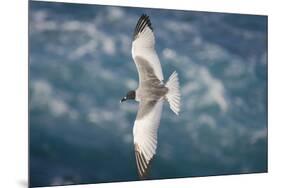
(120, 14, 181, 178)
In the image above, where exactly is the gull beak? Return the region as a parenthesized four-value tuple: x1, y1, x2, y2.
(120, 97, 127, 103)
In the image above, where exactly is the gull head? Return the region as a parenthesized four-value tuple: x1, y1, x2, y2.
(120, 90, 136, 103)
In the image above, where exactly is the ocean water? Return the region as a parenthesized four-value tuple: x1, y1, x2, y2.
(29, 1, 268, 187)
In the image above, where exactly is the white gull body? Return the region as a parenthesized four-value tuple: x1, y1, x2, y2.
(129, 14, 181, 178)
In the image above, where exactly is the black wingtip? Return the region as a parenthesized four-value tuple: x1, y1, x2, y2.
(133, 14, 153, 40)
(134, 144, 155, 180)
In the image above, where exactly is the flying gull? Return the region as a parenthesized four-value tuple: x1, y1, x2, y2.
(120, 14, 181, 178)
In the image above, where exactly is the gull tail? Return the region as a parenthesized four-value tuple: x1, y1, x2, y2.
(165, 71, 181, 115)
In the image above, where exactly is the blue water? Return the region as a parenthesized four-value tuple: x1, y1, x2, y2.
(29, 1, 267, 187)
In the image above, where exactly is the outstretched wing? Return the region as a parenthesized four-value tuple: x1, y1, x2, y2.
(133, 99, 163, 178)
(132, 14, 164, 83)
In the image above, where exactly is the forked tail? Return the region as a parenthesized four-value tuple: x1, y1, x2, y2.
(165, 71, 181, 115)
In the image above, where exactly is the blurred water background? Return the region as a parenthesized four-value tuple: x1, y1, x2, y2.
(29, 1, 267, 187)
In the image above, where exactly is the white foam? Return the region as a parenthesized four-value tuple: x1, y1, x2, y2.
(162, 48, 177, 60)
(197, 42, 228, 62)
(30, 80, 78, 118)
(250, 128, 267, 144)
(106, 7, 124, 21)
(201, 67, 227, 112)
(182, 65, 228, 112)
(102, 36, 116, 55)
(125, 79, 137, 89)
(197, 114, 216, 129)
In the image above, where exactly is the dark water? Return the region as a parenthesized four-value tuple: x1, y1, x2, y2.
(29, 1, 267, 187)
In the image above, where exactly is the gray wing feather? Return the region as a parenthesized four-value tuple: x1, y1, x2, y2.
(134, 56, 160, 85)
